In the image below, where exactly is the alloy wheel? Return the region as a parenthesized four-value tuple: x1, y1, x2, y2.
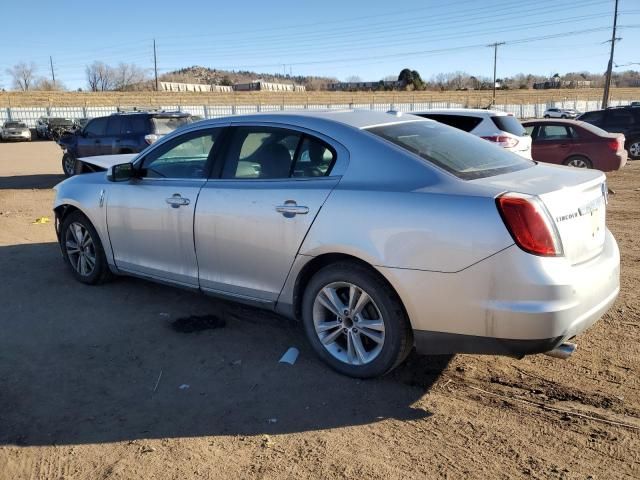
(630, 142, 640, 158)
(567, 158, 589, 168)
(312, 281, 385, 366)
(63, 155, 76, 176)
(65, 222, 96, 276)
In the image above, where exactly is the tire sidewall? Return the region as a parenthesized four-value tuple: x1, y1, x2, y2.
(301, 263, 408, 378)
(60, 211, 109, 285)
(629, 139, 640, 160)
(62, 153, 76, 177)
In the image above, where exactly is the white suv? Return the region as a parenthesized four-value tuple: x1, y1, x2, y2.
(413, 109, 532, 159)
(543, 108, 579, 119)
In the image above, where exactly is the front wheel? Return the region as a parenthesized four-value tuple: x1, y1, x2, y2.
(60, 211, 111, 285)
(629, 139, 640, 160)
(544, 115, 550, 118)
(302, 262, 412, 378)
(62, 152, 77, 177)
(564, 156, 592, 169)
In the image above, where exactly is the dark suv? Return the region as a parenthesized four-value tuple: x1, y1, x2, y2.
(58, 111, 192, 176)
(577, 106, 640, 159)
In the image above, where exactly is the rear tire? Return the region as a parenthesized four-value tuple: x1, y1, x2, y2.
(564, 155, 592, 169)
(301, 261, 413, 378)
(60, 211, 112, 285)
(561, 114, 567, 119)
(62, 152, 77, 177)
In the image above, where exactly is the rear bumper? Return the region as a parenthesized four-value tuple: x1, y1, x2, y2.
(379, 230, 620, 356)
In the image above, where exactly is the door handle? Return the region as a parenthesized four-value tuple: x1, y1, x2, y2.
(166, 193, 191, 208)
(560, 143, 570, 148)
(276, 201, 309, 217)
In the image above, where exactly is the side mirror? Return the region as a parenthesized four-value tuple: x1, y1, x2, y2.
(107, 162, 135, 182)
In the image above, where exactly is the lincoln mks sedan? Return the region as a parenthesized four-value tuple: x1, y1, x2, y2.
(53, 110, 620, 378)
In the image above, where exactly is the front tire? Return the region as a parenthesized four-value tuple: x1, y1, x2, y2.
(62, 152, 77, 177)
(60, 211, 111, 285)
(544, 115, 550, 118)
(301, 262, 412, 378)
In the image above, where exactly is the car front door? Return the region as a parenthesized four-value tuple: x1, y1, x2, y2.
(531, 124, 575, 165)
(106, 127, 223, 286)
(103, 116, 123, 155)
(76, 117, 109, 157)
(195, 125, 343, 302)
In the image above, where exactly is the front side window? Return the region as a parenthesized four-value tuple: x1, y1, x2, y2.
(84, 117, 108, 137)
(222, 127, 336, 180)
(367, 120, 532, 180)
(141, 129, 220, 179)
(579, 111, 604, 124)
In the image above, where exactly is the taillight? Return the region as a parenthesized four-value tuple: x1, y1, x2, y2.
(144, 134, 159, 145)
(481, 135, 519, 148)
(496, 193, 563, 257)
(607, 135, 625, 152)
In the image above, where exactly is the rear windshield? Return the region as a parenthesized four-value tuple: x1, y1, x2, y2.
(367, 121, 533, 180)
(491, 115, 526, 136)
(151, 116, 192, 134)
(4, 122, 26, 128)
(416, 114, 482, 133)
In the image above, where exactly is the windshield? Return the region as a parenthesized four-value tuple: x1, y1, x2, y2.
(151, 116, 191, 134)
(490, 115, 527, 136)
(5, 122, 27, 129)
(366, 121, 533, 180)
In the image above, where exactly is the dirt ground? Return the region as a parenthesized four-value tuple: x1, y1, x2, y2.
(0, 140, 638, 480)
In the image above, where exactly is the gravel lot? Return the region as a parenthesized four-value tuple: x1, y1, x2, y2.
(0, 141, 638, 479)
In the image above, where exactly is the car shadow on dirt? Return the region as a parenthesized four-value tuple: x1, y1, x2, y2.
(0, 242, 450, 447)
(0, 174, 65, 190)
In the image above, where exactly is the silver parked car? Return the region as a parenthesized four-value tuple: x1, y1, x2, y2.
(543, 108, 580, 119)
(1, 121, 31, 142)
(53, 110, 620, 378)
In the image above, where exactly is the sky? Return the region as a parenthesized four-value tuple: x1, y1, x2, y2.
(1, 0, 639, 90)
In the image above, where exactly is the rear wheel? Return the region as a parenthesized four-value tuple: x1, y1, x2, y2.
(302, 262, 412, 378)
(561, 114, 567, 119)
(62, 152, 77, 177)
(60, 211, 111, 285)
(564, 156, 592, 169)
(629, 139, 640, 160)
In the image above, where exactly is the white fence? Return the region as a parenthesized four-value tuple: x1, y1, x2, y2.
(1, 99, 634, 128)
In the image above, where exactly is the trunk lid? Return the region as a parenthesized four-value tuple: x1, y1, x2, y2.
(471, 163, 608, 264)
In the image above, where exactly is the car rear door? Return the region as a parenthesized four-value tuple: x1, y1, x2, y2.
(531, 124, 575, 165)
(195, 124, 344, 302)
(106, 127, 223, 286)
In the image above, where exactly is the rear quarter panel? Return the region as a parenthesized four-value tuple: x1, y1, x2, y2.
(300, 187, 514, 273)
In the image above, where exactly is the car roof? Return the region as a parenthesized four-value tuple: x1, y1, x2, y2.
(412, 108, 508, 117)
(190, 109, 429, 130)
(521, 119, 616, 137)
(521, 119, 583, 124)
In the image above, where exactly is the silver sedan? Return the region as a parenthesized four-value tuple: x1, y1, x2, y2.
(53, 110, 620, 378)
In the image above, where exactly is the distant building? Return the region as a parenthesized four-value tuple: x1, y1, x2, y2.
(533, 79, 592, 89)
(233, 80, 305, 92)
(159, 82, 233, 92)
(328, 80, 400, 91)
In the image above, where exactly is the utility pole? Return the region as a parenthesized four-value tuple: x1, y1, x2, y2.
(153, 39, 159, 91)
(488, 42, 505, 106)
(49, 56, 56, 87)
(602, 0, 619, 109)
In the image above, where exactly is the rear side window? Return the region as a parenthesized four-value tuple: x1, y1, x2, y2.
(491, 115, 526, 136)
(122, 116, 149, 134)
(152, 116, 191, 134)
(105, 116, 122, 135)
(417, 114, 482, 132)
(222, 126, 336, 180)
(608, 109, 635, 124)
(367, 121, 533, 180)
